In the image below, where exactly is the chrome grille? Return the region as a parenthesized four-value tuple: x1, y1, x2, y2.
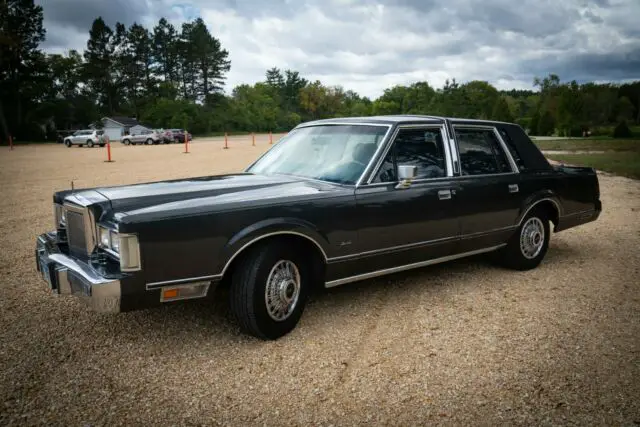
(66, 210, 87, 256)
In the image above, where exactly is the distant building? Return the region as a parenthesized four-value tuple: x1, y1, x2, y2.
(101, 116, 152, 140)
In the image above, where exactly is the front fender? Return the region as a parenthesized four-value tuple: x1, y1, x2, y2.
(213, 217, 330, 276)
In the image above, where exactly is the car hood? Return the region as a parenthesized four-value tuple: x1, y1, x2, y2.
(80, 173, 346, 221)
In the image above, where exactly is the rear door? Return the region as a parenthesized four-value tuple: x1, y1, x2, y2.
(449, 124, 524, 252)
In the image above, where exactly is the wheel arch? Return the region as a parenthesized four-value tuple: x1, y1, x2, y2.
(216, 219, 329, 286)
(517, 194, 562, 231)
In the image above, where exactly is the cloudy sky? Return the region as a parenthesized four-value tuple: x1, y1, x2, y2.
(36, 0, 640, 99)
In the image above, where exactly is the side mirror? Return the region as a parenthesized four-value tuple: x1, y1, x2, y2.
(396, 165, 417, 189)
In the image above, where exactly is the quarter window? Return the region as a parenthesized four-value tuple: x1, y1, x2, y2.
(454, 128, 512, 175)
(373, 128, 447, 183)
(498, 128, 526, 171)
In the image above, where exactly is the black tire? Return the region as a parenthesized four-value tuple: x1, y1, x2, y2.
(498, 207, 550, 270)
(146, 138, 153, 145)
(123, 139, 131, 145)
(87, 140, 94, 147)
(229, 240, 311, 340)
(64, 140, 71, 147)
(99, 143, 105, 147)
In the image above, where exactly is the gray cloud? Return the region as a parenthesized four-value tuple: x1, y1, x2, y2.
(36, 0, 640, 98)
(40, 0, 151, 32)
(519, 45, 640, 82)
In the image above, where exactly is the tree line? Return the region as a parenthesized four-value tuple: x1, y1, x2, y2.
(1, 0, 639, 142)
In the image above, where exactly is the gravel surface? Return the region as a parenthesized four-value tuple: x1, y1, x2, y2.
(1, 136, 639, 425)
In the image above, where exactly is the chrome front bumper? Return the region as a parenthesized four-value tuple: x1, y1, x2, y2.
(35, 232, 122, 313)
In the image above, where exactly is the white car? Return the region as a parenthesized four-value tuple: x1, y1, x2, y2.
(120, 129, 163, 145)
(63, 130, 106, 148)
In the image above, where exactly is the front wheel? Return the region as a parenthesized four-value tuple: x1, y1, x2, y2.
(498, 208, 550, 270)
(229, 240, 310, 340)
(64, 140, 72, 147)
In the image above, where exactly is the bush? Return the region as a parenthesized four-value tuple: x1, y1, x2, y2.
(589, 126, 613, 137)
(537, 110, 555, 136)
(613, 120, 632, 138)
(516, 117, 530, 132)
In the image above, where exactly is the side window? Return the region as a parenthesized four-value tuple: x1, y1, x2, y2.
(497, 128, 526, 171)
(373, 127, 447, 183)
(454, 128, 512, 175)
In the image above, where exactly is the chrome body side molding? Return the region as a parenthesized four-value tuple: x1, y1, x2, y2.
(324, 244, 506, 288)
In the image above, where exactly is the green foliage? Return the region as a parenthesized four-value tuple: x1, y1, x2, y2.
(537, 110, 556, 136)
(491, 97, 514, 122)
(613, 120, 632, 138)
(2, 4, 640, 142)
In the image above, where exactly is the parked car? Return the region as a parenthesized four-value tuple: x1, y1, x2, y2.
(35, 115, 602, 339)
(63, 129, 105, 148)
(120, 129, 163, 145)
(56, 130, 77, 144)
(166, 128, 192, 143)
(160, 129, 175, 143)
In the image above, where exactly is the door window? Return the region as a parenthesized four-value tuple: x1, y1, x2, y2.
(372, 127, 447, 183)
(454, 128, 512, 175)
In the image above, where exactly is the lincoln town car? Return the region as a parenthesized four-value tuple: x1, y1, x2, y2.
(35, 115, 602, 339)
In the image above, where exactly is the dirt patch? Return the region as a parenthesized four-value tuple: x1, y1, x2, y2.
(1, 136, 639, 425)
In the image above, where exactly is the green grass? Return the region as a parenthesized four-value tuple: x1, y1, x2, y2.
(546, 151, 640, 179)
(534, 138, 640, 152)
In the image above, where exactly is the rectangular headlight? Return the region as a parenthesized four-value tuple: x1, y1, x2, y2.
(119, 233, 141, 271)
(99, 226, 111, 247)
(54, 204, 65, 227)
(110, 231, 120, 253)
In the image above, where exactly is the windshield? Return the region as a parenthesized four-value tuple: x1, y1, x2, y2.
(247, 124, 389, 185)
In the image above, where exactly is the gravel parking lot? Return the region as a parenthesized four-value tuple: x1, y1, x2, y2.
(1, 136, 639, 425)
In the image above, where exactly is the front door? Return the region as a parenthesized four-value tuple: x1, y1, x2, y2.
(449, 124, 525, 252)
(331, 124, 461, 279)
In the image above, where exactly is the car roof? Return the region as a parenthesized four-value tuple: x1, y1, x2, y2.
(296, 114, 515, 127)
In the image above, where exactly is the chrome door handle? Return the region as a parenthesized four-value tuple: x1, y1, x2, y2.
(438, 189, 452, 200)
(508, 184, 519, 193)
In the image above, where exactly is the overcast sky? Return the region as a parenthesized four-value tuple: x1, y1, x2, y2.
(36, 0, 640, 99)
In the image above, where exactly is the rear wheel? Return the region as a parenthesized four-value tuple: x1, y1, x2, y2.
(229, 240, 311, 340)
(146, 138, 153, 145)
(87, 140, 94, 147)
(498, 207, 550, 270)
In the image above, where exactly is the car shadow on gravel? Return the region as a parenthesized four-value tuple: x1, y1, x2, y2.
(94, 255, 492, 340)
(94, 246, 581, 344)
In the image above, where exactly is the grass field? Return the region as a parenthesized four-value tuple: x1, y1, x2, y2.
(534, 138, 640, 152)
(537, 138, 640, 179)
(546, 151, 640, 179)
